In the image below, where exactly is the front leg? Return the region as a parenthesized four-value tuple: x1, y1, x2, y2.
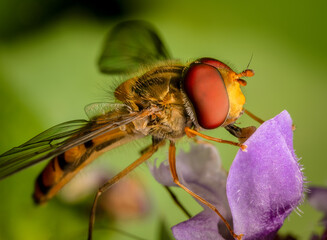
(184, 127, 247, 151)
(168, 141, 243, 240)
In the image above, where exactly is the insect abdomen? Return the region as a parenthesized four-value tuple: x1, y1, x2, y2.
(33, 127, 141, 204)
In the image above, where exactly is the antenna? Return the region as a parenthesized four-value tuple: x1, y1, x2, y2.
(246, 53, 254, 69)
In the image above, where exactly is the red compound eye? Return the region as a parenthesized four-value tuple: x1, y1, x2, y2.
(183, 63, 229, 129)
(197, 57, 232, 70)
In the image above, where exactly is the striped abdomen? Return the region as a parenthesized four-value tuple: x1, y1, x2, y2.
(33, 127, 141, 204)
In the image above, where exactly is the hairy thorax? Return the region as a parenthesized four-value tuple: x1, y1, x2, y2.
(114, 64, 192, 140)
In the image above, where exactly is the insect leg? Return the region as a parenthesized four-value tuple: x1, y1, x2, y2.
(141, 138, 192, 218)
(244, 108, 296, 131)
(168, 141, 243, 240)
(187, 134, 214, 146)
(164, 186, 192, 218)
(184, 127, 247, 151)
(243, 108, 265, 124)
(88, 141, 162, 240)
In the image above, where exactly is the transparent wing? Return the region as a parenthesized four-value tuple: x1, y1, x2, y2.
(98, 20, 171, 74)
(0, 108, 152, 180)
(0, 120, 88, 179)
(84, 102, 126, 120)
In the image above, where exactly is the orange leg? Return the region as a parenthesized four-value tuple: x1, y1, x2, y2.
(168, 141, 243, 240)
(244, 108, 296, 131)
(191, 137, 214, 146)
(88, 141, 162, 240)
(185, 127, 247, 151)
(243, 108, 265, 124)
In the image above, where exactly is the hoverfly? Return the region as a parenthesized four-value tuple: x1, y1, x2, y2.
(0, 20, 261, 240)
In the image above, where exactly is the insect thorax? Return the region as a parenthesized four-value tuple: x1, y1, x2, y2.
(115, 64, 193, 139)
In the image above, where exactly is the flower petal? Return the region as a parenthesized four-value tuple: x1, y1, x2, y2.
(226, 110, 303, 239)
(308, 186, 327, 226)
(308, 186, 327, 214)
(172, 211, 226, 240)
(150, 144, 230, 208)
(149, 144, 232, 239)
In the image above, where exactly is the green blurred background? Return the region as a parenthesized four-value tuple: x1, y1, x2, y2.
(0, 0, 326, 239)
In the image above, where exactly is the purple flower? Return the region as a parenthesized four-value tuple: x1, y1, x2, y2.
(150, 110, 304, 240)
(308, 186, 327, 224)
(307, 186, 327, 239)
